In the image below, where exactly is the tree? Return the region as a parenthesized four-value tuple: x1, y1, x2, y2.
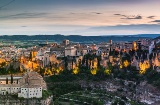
(129, 50, 135, 57)
(64, 57, 68, 70)
(54, 99, 61, 105)
(49, 62, 52, 70)
(29, 51, 32, 60)
(11, 74, 13, 84)
(70, 101, 74, 105)
(6, 77, 8, 84)
(40, 67, 45, 77)
(0, 62, 6, 67)
(97, 55, 101, 68)
(82, 55, 86, 65)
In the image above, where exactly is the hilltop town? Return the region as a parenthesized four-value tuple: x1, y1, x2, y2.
(0, 37, 160, 105)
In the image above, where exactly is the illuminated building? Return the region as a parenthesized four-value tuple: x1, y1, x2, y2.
(132, 41, 137, 51)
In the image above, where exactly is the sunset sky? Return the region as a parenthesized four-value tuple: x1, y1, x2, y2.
(0, 0, 160, 35)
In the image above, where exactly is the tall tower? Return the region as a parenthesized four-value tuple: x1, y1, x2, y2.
(63, 39, 70, 46)
(132, 41, 137, 51)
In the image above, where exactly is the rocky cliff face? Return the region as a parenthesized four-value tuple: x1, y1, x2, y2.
(0, 95, 53, 105)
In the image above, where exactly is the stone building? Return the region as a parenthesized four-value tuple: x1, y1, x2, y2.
(0, 71, 47, 98)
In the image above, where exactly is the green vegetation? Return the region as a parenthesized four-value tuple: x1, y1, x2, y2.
(42, 90, 52, 99)
(53, 90, 143, 105)
(11, 74, 13, 84)
(46, 59, 160, 105)
(50, 83, 82, 100)
(0, 62, 21, 75)
(143, 68, 160, 88)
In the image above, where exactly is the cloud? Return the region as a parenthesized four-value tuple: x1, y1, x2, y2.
(114, 13, 142, 19)
(114, 14, 121, 16)
(92, 12, 102, 15)
(0, 12, 50, 19)
(147, 16, 155, 19)
(151, 20, 160, 23)
(122, 15, 142, 19)
(0, 0, 15, 9)
(114, 14, 126, 17)
(89, 24, 160, 31)
(70, 12, 76, 14)
(70, 12, 102, 15)
(21, 26, 27, 27)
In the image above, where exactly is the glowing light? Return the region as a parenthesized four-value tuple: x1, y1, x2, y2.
(139, 61, 150, 74)
(56, 69, 60, 74)
(44, 68, 53, 76)
(120, 65, 123, 69)
(133, 42, 137, 51)
(91, 69, 97, 75)
(73, 68, 79, 74)
(123, 60, 129, 67)
(90, 60, 98, 69)
(104, 69, 111, 75)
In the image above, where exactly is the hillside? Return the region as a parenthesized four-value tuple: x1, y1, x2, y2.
(0, 34, 159, 43)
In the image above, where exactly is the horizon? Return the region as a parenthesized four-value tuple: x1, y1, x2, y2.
(0, 34, 159, 37)
(0, 0, 160, 35)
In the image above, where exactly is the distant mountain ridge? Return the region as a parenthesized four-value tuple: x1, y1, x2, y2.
(0, 34, 159, 43)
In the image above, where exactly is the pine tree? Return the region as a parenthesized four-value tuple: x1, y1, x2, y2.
(29, 51, 32, 61)
(40, 67, 45, 77)
(6, 77, 8, 84)
(64, 57, 68, 70)
(11, 74, 13, 84)
(72, 59, 73, 70)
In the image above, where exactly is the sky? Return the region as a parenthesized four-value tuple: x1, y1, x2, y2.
(0, 0, 160, 36)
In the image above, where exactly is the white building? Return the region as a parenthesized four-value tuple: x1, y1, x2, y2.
(0, 76, 22, 95)
(0, 71, 47, 98)
(65, 46, 77, 57)
(18, 86, 42, 98)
